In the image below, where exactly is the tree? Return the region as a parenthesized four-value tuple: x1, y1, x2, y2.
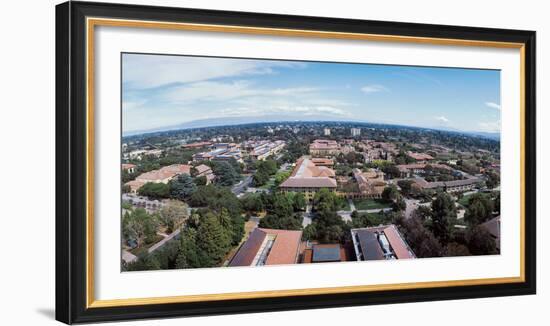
(175, 228, 200, 269)
(259, 213, 302, 230)
(398, 217, 443, 258)
(159, 200, 188, 233)
(466, 225, 498, 255)
(446, 242, 471, 256)
(382, 185, 399, 203)
(122, 208, 159, 248)
(240, 193, 265, 213)
(485, 171, 499, 189)
(292, 192, 306, 212)
(169, 173, 197, 201)
(397, 180, 414, 196)
(195, 212, 232, 267)
(193, 175, 207, 186)
(393, 195, 406, 212)
(124, 254, 160, 271)
(313, 188, 340, 212)
(138, 182, 170, 199)
(412, 205, 432, 221)
(382, 164, 401, 179)
(122, 184, 132, 194)
(211, 161, 240, 186)
(430, 192, 456, 245)
(253, 169, 270, 186)
(464, 193, 494, 226)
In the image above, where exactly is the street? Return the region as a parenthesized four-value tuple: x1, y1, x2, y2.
(231, 175, 253, 195)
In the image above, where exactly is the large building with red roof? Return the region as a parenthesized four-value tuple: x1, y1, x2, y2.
(124, 164, 192, 193)
(279, 157, 337, 200)
(229, 228, 302, 267)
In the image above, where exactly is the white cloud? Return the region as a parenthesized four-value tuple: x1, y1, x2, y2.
(478, 120, 501, 133)
(165, 81, 319, 103)
(122, 100, 146, 110)
(122, 54, 306, 89)
(361, 84, 389, 93)
(435, 116, 450, 123)
(217, 105, 349, 117)
(485, 102, 501, 110)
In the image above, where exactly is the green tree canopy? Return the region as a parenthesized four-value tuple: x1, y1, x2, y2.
(138, 182, 170, 199)
(169, 173, 197, 201)
(159, 200, 188, 233)
(430, 192, 456, 245)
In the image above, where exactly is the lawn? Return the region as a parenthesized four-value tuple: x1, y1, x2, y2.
(458, 194, 474, 207)
(338, 200, 351, 211)
(353, 198, 391, 210)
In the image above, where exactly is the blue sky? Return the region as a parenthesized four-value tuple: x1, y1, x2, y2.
(122, 53, 501, 134)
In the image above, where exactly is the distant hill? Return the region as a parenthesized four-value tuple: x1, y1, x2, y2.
(123, 115, 355, 136)
(123, 115, 500, 141)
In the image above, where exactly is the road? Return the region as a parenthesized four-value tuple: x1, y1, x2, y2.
(231, 175, 253, 195)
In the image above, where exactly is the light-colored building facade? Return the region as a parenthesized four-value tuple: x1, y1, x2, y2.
(351, 128, 361, 137)
(351, 168, 386, 199)
(124, 164, 191, 193)
(279, 157, 337, 200)
(309, 139, 340, 157)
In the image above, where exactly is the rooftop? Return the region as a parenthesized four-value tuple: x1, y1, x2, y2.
(229, 228, 302, 267)
(352, 225, 415, 261)
(280, 157, 337, 189)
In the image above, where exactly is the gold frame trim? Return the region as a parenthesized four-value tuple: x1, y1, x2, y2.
(85, 17, 526, 309)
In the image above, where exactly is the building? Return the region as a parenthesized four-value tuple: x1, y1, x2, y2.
(309, 139, 340, 157)
(351, 127, 361, 137)
(242, 140, 286, 161)
(351, 168, 386, 198)
(121, 163, 136, 174)
(361, 140, 397, 162)
(396, 163, 453, 178)
(229, 228, 302, 267)
(310, 158, 334, 167)
(192, 143, 243, 163)
(413, 177, 481, 193)
(194, 164, 215, 184)
(351, 225, 415, 261)
(323, 127, 331, 136)
(181, 141, 212, 149)
(279, 157, 337, 200)
(124, 164, 191, 193)
(124, 148, 163, 160)
(301, 244, 348, 263)
(407, 151, 434, 161)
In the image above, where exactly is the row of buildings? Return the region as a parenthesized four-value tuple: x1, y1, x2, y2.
(124, 163, 215, 193)
(228, 224, 415, 267)
(192, 143, 243, 163)
(191, 140, 286, 163)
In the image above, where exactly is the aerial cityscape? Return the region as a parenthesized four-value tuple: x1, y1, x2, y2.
(121, 54, 501, 271)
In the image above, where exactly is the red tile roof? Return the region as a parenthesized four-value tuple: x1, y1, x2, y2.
(229, 228, 302, 267)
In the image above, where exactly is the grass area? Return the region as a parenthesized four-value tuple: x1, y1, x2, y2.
(353, 198, 391, 210)
(458, 194, 475, 207)
(339, 200, 351, 211)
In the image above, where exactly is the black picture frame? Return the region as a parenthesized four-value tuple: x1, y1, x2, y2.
(56, 1, 536, 324)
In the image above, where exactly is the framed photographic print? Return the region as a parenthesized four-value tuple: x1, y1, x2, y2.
(56, 1, 536, 324)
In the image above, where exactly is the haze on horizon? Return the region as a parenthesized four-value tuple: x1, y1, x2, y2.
(122, 53, 501, 135)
